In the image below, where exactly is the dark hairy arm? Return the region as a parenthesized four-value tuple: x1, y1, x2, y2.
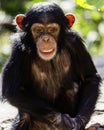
(62, 31, 102, 130)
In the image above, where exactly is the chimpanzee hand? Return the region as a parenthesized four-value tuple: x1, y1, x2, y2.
(45, 113, 84, 130)
(61, 114, 84, 130)
(58, 114, 84, 130)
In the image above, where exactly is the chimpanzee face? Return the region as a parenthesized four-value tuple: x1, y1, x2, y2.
(31, 22, 60, 61)
(15, 3, 75, 61)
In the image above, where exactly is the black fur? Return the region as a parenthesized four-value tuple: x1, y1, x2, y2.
(2, 2, 101, 130)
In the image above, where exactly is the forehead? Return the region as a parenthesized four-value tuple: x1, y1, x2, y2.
(35, 14, 57, 25)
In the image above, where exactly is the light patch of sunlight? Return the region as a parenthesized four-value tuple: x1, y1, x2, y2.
(1, 44, 11, 55)
(98, 22, 104, 35)
(87, 31, 98, 42)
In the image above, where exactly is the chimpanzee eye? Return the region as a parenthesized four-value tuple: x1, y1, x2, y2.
(35, 28, 44, 35)
(48, 28, 57, 34)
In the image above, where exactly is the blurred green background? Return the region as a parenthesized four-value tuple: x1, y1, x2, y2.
(0, 0, 104, 72)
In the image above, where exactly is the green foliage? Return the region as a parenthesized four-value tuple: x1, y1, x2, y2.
(74, 0, 95, 10)
(74, 0, 104, 11)
(0, 0, 27, 16)
(0, 32, 11, 71)
(72, 4, 104, 55)
(0, 54, 9, 72)
(25, 0, 47, 10)
(0, 0, 46, 16)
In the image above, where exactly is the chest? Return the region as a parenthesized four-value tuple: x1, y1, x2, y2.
(31, 51, 73, 101)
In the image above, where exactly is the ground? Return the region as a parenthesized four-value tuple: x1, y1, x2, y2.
(0, 56, 104, 130)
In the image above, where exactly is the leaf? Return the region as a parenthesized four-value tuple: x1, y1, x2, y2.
(87, 0, 104, 11)
(74, 0, 104, 11)
(100, 6, 104, 11)
(74, 0, 95, 10)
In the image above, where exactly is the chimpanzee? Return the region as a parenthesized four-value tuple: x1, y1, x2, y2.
(2, 2, 101, 130)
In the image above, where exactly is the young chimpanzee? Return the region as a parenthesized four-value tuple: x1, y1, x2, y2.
(2, 2, 101, 130)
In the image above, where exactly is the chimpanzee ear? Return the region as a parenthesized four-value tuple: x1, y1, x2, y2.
(15, 14, 25, 30)
(66, 14, 75, 28)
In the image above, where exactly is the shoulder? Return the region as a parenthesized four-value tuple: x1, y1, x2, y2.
(66, 30, 84, 43)
(65, 30, 87, 53)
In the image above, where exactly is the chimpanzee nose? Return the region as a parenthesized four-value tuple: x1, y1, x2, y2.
(43, 35, 49, 42)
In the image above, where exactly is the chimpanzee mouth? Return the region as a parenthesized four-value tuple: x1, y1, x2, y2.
(38, 48, 57, 60)
(40, 48, 55, 55)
